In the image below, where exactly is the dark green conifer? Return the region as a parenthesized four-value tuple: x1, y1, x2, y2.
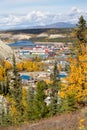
(33, 80, 48, 119)
(75, 16, 86, 43)
(49, 61, 60, 115)
(9, 54, 23, 123)
(25, 86, 35, 121)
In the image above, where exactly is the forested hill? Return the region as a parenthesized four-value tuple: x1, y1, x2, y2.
(0, 28, 73, 35)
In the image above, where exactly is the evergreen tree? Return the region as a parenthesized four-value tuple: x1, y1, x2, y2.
(73, 16, 87, 56)
(4, 71, 10, 95)
(25, 86, 35, 121)
(59, 94, 77, 113)
(33, 80, 48, 119)
(49, 61, 60, 115)
(11, 54, 22, 106)
(50, 61, 60, 93)
(0, 70, 10, 95)
(75, 16, 86, 43)
(9, 54, 23, 123)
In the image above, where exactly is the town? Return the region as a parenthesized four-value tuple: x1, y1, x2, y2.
(9, 39, 70, 87)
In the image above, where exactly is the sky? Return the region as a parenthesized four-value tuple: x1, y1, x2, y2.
(0, 0, 87, 15)
(0, 0, 87, 30)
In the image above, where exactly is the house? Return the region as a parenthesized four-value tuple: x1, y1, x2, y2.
(19, 50, 30, 55)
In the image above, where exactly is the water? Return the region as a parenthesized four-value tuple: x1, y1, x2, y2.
(58, 74, 67, 78)
(9, 40, 54, 48)
(58, 72, 67, 78)
(9, 40, 36, 47)
(20, 75, 31, 80)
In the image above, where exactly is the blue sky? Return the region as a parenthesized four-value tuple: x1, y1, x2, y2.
(0, 0, 87, 15)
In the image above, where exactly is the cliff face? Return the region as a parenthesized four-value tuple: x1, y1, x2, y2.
(0, 40, 13, 60)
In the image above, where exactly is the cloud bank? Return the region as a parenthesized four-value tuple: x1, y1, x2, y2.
(0, 7, 87, 30)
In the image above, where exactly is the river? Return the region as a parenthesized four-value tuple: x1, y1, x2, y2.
(9, 40, 36, 47)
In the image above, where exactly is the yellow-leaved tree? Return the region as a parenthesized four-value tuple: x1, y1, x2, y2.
(59, 16, 87, 110)
(59, 53, 87, 107)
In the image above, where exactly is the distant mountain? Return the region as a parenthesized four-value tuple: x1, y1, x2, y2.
(45, 22, 76, 28)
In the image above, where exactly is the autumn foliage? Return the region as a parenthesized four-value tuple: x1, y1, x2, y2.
(59, 16, 87, 108)
(17, 60, 45, 71)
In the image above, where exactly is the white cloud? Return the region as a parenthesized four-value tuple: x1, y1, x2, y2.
(0, 7, 87, 30)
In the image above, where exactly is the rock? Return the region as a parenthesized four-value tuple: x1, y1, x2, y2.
(37, 33, 48, 38)
(0, 40, 13, 60)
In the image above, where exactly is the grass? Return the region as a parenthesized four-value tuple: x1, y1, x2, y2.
(0, 111, 80, 130)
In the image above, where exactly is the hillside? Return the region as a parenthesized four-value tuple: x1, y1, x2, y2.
(0, 40, 12, 60)
(0, 111, 81, 130)
(1, 28, 73, 35)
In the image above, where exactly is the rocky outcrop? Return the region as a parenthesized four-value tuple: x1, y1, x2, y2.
(0, 40, 13, 60)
